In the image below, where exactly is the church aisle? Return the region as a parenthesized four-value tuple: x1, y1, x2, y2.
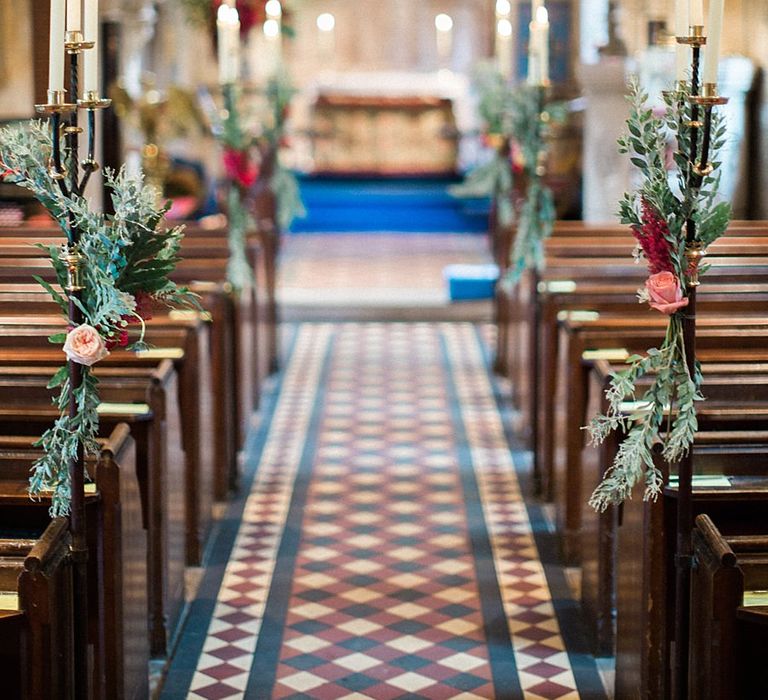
(162, 323, 604, 700)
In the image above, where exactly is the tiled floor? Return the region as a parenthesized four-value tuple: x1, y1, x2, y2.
(162, 322, 604, 699)
(278, 234, 494, 319)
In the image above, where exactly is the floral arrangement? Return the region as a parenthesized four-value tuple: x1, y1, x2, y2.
(0, 121, 199, 516)
(587, 78, 731, 511)
(205, 71, 303, 290)
(451, 64, 563, 279)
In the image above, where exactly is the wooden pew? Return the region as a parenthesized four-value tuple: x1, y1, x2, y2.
(0, 424, 148, 699)
(690, 514, 768, 698)
(615, 452, 768, 699)
(551, 318, 768, 564)
(0, 282, 238, 501)
(0, 320, 215, 567)
(580, 359, 768, 656)
(0, 518, 74, 699)
(0, 361, 185, 657)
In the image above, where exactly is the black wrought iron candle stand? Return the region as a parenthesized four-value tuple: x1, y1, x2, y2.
(529, 82, 549, 497)
(34, 30, 110, 699)
(672, 25, 728, 699)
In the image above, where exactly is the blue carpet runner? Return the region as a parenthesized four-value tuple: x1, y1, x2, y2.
(162, 323, 604, 699)
(290, 178, 489, 234)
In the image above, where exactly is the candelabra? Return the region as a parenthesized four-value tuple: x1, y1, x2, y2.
(672, 24, 728, 700)
(35, 32, 110, 699)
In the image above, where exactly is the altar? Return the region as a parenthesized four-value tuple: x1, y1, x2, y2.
(304, 72, 475, 176)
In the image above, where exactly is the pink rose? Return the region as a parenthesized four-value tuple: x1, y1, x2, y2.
(62, 324, 109, 366)
(645, 271, 689, 315)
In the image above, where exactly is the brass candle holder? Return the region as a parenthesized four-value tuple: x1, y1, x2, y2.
(676, 24, 707, 47)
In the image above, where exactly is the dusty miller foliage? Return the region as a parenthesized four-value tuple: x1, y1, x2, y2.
(0, 120, 198, 516)
(587, 77, 731, 512)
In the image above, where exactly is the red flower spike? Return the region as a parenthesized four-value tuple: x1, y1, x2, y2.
(632, 199, 675, 275)
(223, 148, 259, 189)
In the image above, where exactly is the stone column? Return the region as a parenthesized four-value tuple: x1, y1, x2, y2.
(577, 57, 631, 222)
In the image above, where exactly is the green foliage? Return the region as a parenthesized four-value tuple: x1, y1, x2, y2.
(0, 120, 199, 515)
(588, 77, 731, 510)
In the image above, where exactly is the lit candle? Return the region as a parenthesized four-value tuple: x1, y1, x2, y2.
(217, 4, 240, 84)
(690, 0, 704, 27)
(317, 12, 336, 64)
(702, 0, 724, 85)
(537, 6, 549, 84)
(435, 13, 453, 69)
(496, 18, 513, 80)
(66, 0, 81, 32)
(83, 0, 98, 95)
(264, 0, 282, 68)
(49, 0, 66, 93)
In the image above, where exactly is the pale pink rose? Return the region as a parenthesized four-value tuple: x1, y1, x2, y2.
(62, 324, 109, 366)
(645, 271, 689, 315)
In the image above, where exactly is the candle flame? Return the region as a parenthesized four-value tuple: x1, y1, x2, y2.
(536, 6, 549, 24)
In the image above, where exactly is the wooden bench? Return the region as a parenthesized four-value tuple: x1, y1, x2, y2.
(0, 360, 185, 657)
(690, 514, 768, 698)
(0, 517, 74, 698)
(0, 424, 148, 698)
(615, 456, 768, 699)
(0, 320, 215, 567)
(550, 318, 768, 564)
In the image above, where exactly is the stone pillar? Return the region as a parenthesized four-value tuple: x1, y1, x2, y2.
(577, 57, 631, 222)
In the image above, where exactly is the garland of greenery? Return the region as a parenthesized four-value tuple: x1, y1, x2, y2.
(0, 121, 199, 516)
(587, 78, 731, 512)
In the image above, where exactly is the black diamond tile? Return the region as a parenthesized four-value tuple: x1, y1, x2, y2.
(391, 655, 431, 671)
(340, 603, 379, 618)
(439, 637, 481, 652)
(444, 673, 487, 691)
(284, 694, 316, 700)
(388, 620, 429, 634)
(297, 589, 334, 603)
(436, 574, 471, 587)
(308, 536, 336, 547)
(392, 536, 421, 546)
(345, 574, 380, 587)
(392, 562, 422, 573)
(283, 653, 326, 671)
(338, 637, 379, 653)
(348, 548, 378, 559)
(438, 603, 476, 618)
(290, 620, 331, 634)
(303, 561, 334, 572)
(350, 525, 378, 535)
(388, 588, 427, 603)
(337, 672, 379, 691)
(436, 548, 464, 559)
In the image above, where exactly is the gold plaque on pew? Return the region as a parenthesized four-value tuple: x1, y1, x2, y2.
(135, 348, 185, 360)
(582, 348, 630, 362)
(668, 474, 732, 488)
(0, 592, 19, 611)
(540, 280, 577, 294)
(169, 309, 213, 323)
(558, 310, 601, 322)
(97, 402, 151, 416)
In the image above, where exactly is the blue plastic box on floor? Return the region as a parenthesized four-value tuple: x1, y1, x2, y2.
(443, 263, 499, 301)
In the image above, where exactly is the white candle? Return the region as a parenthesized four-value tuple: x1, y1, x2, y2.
(83, 0, 98, 95)
(317, 12, 336, 63)
(702, 0, 724, 85)
(48, 0, 66, 93)
(527, 21, 539, 85)
(217, 4, 240, 84)
(66, 0, 81, 32)
(496, 18, 513, 79)
(537, 6, 549, 84)
(674, 0, 689, 81)
(690, 0, 704, 27)
(435, 13, 453, 68)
